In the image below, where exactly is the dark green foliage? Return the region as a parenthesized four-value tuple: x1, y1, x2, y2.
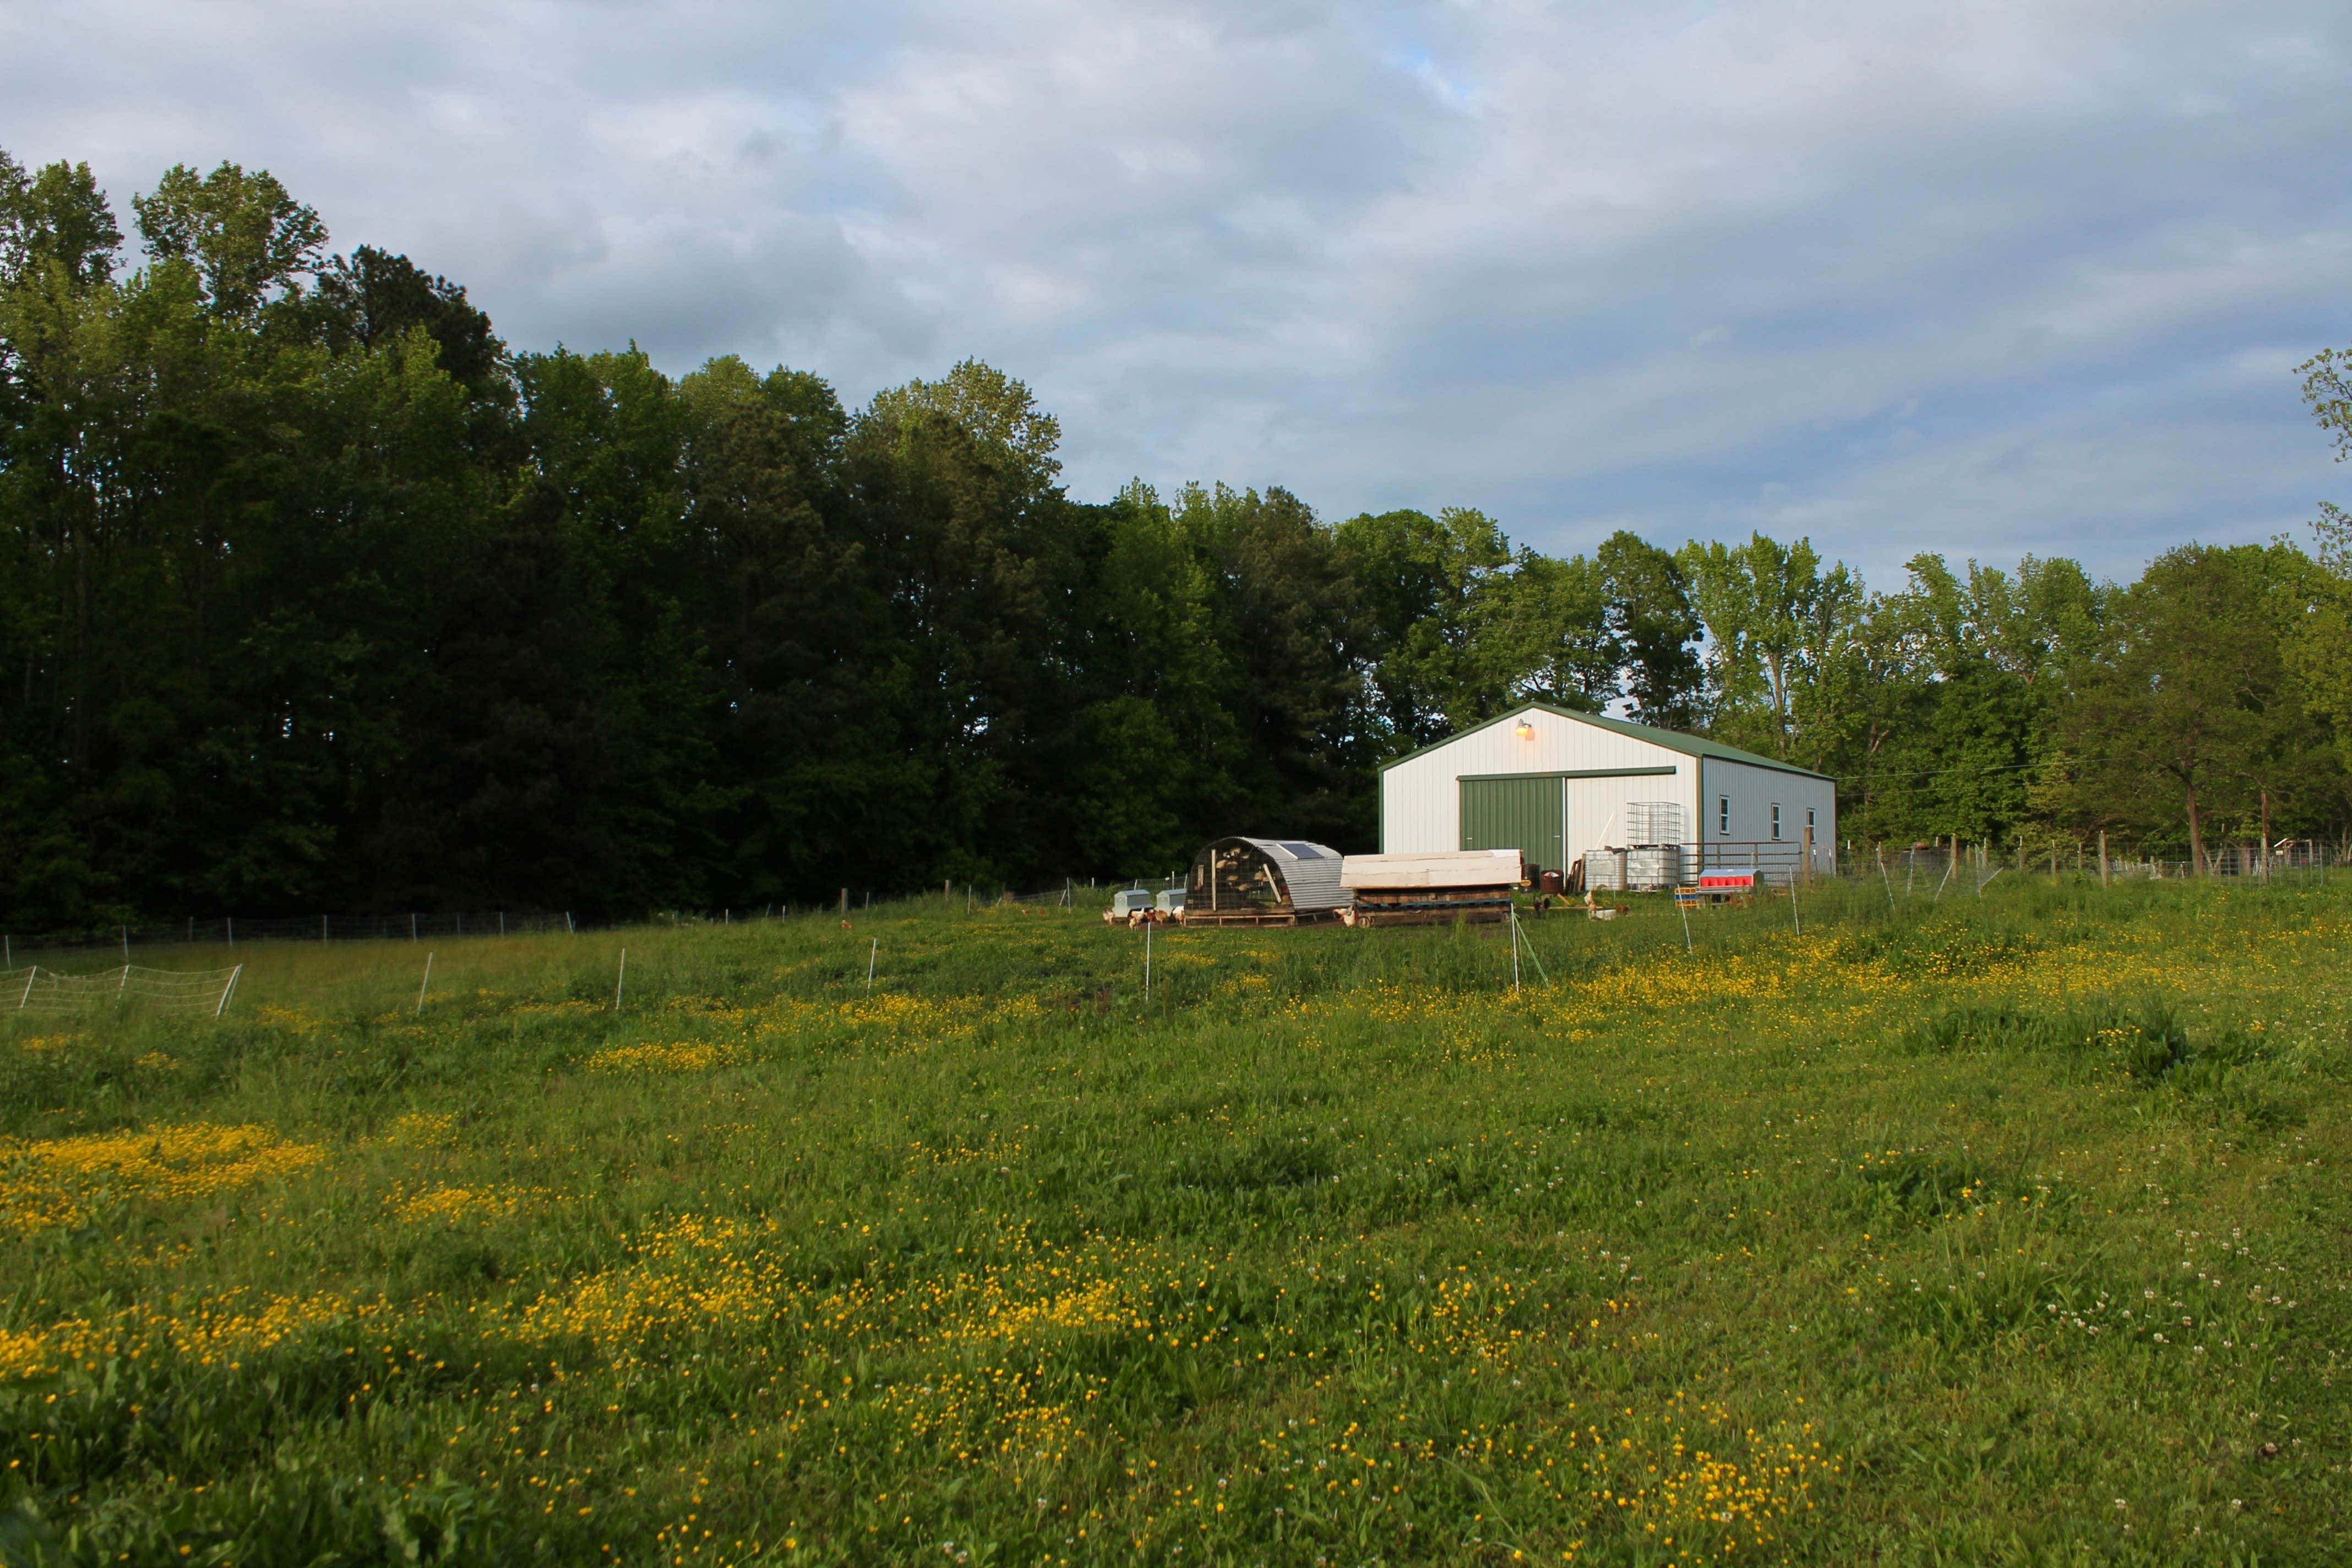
(3, 144, 2350, 927)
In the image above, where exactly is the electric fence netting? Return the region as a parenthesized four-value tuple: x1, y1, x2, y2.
(6, 963, 243, 1017)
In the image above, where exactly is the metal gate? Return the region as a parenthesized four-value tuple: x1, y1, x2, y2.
(1460, 776, 1563, 877)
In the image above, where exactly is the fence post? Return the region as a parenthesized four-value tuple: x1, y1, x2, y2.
(322, 915, 329, 946)
(2098, 830, 2110, 888)
(839, 888, 848, 915)
(613, 949, 627, 1011)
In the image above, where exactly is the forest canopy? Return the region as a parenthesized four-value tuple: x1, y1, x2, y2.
(4, 150, 2349, 927)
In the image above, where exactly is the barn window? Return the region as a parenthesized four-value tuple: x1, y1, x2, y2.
(1717, 797, 1729, 835)
(1771, 803, 1783, 840)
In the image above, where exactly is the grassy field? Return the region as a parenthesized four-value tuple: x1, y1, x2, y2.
(2, 874, 2348, 1566)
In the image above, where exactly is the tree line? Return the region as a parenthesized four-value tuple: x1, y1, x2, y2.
(3, 150, 2348, 927)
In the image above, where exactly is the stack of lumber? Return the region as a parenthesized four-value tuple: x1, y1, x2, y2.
(1338, 850, 1523, 927)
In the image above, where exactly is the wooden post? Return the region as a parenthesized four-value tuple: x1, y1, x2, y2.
(2098, 829, 2110, 888)
(1802, 825, 1815, 885)
(839, 888, 848, 915)
(2261, 789, 2272, 881)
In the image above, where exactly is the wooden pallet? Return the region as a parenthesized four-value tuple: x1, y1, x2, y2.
(1177, 907, 1344, 928)
(1343, 905, 1511, 928)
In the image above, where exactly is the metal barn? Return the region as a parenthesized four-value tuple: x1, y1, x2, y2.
(1183, 837, 1349, 925)
(1378, 703, 1837, 888)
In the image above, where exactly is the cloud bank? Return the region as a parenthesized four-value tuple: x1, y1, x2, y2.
(6, 0, 2348, 582)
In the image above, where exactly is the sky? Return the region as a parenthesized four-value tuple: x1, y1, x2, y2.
(4, 0, 2349, 585)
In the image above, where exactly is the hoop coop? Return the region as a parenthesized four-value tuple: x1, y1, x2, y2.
(1184, 838, 1348, 925)
(10, 963, 243, 1017)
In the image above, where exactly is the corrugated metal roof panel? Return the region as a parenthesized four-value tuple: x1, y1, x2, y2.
(1235, 836, 1349, 910)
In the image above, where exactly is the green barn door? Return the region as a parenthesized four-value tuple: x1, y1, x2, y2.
(1460, 777, 1564, 876)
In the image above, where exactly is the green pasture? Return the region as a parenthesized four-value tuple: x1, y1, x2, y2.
(1, 875, 2347, 1566)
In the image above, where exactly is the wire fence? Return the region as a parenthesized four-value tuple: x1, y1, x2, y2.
(4, 962, 242, 1017)
(0, 881, 1141, 964)
(2, 846, 2339, 968)
(1858, 840, 2341, 887)
(2, 911, 581, 962)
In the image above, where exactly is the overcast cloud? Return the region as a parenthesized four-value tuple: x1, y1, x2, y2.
(4, 0, 2348, 583)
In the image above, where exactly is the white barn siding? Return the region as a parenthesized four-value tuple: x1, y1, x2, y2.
(1697, 758, 1837, 873)
(1380, 707, 1697, 856)
(1381, 704, 1838, 878)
